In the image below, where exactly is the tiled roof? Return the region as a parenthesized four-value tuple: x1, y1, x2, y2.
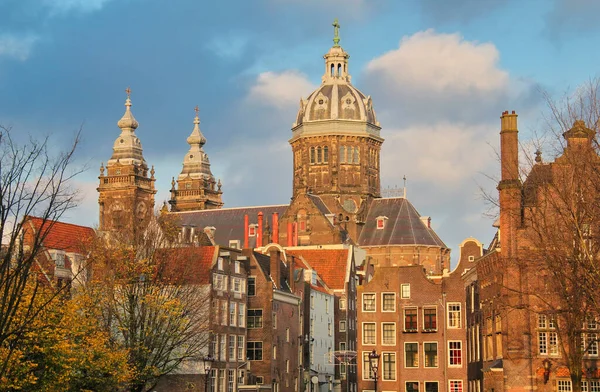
(358, 198, 447, 248)
(172, 205, 288, 247)
(26, 216, 95, 253)
(157, 246, 216, 285)
(253, 251, 292, 293)
(285, 248, 349, 290)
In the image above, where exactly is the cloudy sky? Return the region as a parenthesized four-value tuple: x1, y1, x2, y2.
(2, 0, 599, 265)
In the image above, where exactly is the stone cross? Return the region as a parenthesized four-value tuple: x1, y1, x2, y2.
(333, 18, 340, 47)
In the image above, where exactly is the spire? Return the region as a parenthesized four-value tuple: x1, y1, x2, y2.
(108, 87, 146, 167)
(323, 19, 350, 83)
(117, 87, 139, 131)
(187, 105, 207, 147)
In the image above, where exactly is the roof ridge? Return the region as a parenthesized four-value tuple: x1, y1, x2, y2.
(28, 216, 94, 231)
(172, 204, 288, 213)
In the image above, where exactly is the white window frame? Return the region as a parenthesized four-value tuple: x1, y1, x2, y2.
(362, 293, 376, 312)
(448, 341, 463, 367)
(447, 303, 462, 329)
(404, 342, 419, 368)
(362, 322, 376, 345)
(423, 341, 438, 368)
(449, 380, 463, 392)
(381, 292, 395, 312)
(401, 284, 410, 299)
(381, 322, 396, 346)
(381, 351, 396, 381)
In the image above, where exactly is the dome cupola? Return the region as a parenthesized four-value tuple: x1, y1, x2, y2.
(108, 88, 146, 167)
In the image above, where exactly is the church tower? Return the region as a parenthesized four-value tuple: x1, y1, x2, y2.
(288, 19, 383, 239)
(98, 89, 156, 233)
(168, 107, 223, 212)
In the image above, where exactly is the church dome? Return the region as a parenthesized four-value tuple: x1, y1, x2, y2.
(294, 32, 379, 127)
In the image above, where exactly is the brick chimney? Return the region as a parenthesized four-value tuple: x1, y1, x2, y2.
(288, 255, 295, 293)
(270, 249, 281, 289)
(498, 110, 521, 258)
(257, 212, 263, 248)
(287, 222, 293, 247)
(272, 213, 279, 244)
(244, 214, 249, 249)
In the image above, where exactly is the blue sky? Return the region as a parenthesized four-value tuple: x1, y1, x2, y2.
(2, 0, 600, 265)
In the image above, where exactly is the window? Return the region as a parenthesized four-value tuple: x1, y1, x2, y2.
(323, 146, 329, 163)
(228, 369, 235, 392)
(449, 380, 463, 392)
(340, 146, 346, 163)
(404, 308, 418, 331)
(424, 342, 438, 367)
(248, 225, 256, 237)
(286, 328, 290, 342)
(448, 303, 461, 328)
(423, 307, 437, 331)
(362, 352, 374, 379)
(448, 341, 462, 366)
(234, 261, 240, 274)
(406, 382, 419, 392)
(376, 217, 386, 230)
(340, 320, 347, 332)
(425, 382, 439, 392)
(582, 381, 600, 392)
(273, 312, 277, 329)
(310, 147, 315, 164)
(286, 359, 290, 373)
(232, 277, 242, 293)
(52, 251, 65, 268)
(238, 303, 245, 327)
(218, 257, 224, 270)
(247, 341, 263, 361)
(256, 376, 264, 384)
(247, 277, 256, 296)
(382, 323, 395, 345)
(247, 309, 263, 328)
(273, 345, 277, 359)
(382, 352, 396, 380)
(401, 284, 410, 299)
(214, 273, 225, 290)
(405, 343, 418, 367)
(237, 336, 244, 360)
(557, 380, 572, 392)
(317, 147, 322, 163)
(582, 332, 598, 356)
(340, 342, 346, 351)
(220, 335, 226, 361)
(229, 335, 236, 361)
(538, 314, 559, 356)
(340, 297, 346, 309)
(229, 303, 236, 326)
(221, 301, 228, 325)
(363, 293, 376, 312)
(382, 293, 395, 312)
(363, 323, 376, 345)
(328, 321, 332, 336)
(326, 298, 329, 313)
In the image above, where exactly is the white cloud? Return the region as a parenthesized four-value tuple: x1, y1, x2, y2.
(247, 70, 317, 109)
(367, 29, 508, 94)
(0, 33, 39, 61)
(43, 0, 114, 14)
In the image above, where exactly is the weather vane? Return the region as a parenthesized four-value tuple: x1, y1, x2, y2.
(125, 86, 131, 98)
(333, 18, 340, 47)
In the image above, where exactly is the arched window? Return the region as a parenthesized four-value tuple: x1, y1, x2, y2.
(337, 63, 342, 77)
(330, 63, 335, 77)
(317, 147, 322, 163)
(354, 147, 360, 164)
(310, 147, 315, 164)
(323, 146, 329, 163)
(340, 146, 346, 163)
(347, 147, 353, 164)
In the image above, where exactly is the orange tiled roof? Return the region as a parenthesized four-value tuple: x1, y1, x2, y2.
(157, 246, 216, 285)
(286, 249, 349, 290)
(26, 216, 95, 253)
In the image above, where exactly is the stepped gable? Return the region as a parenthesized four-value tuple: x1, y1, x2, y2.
(26, 216, 95, 253)
(358, 197, 446, 247)
(285, 248, 350, 290)
(173, 205, 288, 247)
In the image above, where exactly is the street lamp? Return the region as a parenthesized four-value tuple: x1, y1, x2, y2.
(368, 350, 380, 392)
(201, 355, 214, 392)
(542, 358, 552, 384)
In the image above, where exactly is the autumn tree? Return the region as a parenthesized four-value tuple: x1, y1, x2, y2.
(88, 215, 211, 392)
(494, 79, 600, 390)
(0, 125, 82, 382)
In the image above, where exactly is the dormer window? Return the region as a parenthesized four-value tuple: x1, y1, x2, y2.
(51, 250, 66, 268)
(376, 216, 388, 230)
(248, 224, 257, 237)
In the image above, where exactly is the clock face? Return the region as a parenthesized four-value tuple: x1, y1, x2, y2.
(136, 202, 147, 218)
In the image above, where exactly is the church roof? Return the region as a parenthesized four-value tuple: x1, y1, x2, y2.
(358, 198, 447, 248)
(173, 205, 288, 247)
(307, 194, 332, 216)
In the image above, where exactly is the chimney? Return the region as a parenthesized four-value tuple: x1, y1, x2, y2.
(244, 214, 249, 249)
(500, 110, 519, 183)
(287, 222, 293, 247)
(288, 255, 295, 293)
(293, 222, 298, 246)
(270, 249, 281, 289)
(272, 213, 279, 245)
(498, 110, 521, 258)
(257, 212, 263, 248)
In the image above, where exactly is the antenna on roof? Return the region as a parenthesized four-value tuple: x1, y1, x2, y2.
(403, 175, 407, 199)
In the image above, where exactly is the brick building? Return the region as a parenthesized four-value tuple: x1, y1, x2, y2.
(357, 239, 482, 392)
